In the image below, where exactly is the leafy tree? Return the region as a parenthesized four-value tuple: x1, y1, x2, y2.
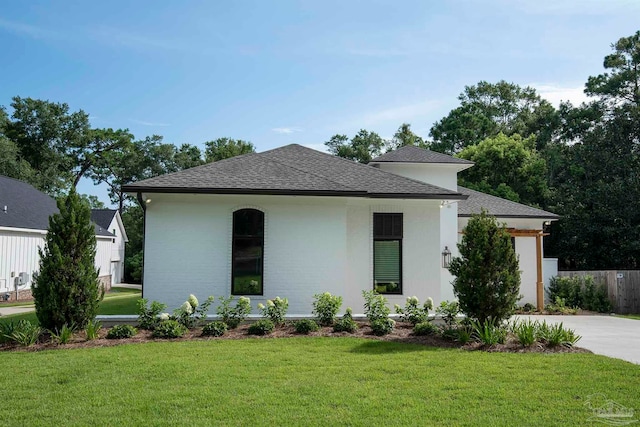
(121, 204, 144, 283)
(0, 135, 35, 182)
(32, 188, 103, 331)
(70, 128, 133, 187)
(388, 123, 425, 150)
(174, 143, 204, 170)
(80, 194, 106, 209)
(448, 211, 520, 325)
(457, 133, 549, 207)
(325, 129, 385, 163)
(430, 81, 559, 153)
(204, 137, 255, 162)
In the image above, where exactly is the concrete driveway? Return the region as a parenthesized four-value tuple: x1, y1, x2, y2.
(514, 315, 640, 364)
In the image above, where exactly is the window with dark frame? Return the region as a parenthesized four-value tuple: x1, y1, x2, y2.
(373, 213, 403, 294)
(232, 209, 264, 295)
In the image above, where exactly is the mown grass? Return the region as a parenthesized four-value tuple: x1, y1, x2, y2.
(0, 337, 638, 426)
(616, 314, 640, 320)
(0, 291, 141, 324)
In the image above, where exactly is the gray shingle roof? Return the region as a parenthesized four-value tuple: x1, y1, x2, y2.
(123, 144, 467, 200)
(91, 209, 117, 230)
(457, 186, 559, 219)
(371, 145, 474, 165)
(0, 175, 113, 236)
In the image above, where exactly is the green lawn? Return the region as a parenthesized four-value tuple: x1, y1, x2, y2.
(616, 314, 640, 320)
(0, 338, 638, 426)
(0, 290, 141, 325)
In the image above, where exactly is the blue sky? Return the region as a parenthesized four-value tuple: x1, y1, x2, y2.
(1, 0, 639, 205)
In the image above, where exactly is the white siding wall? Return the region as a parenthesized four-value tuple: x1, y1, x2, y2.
(95, 237, 113, 279)
(143, 194, 444, 315)
(374, 163, 460, 191)
(0, 230, 45, 292)
(107, 216, 126, 284)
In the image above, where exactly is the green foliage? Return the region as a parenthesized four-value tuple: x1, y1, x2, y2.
(32, 189, 104, 331)
(152, 320, 188, 339)
(387, 123, 426, 150)
(4, 320, 41, 346)
(0, 321, 18, 344)
(362, 290, 391, 324)
(545, 296, 578, 315)
(394, 296, 433, 325)
(449, 211, 520, 325)
(456, 133, 549, 207)
(333, 308, 358, 333)
(471, 320, 507, 346)
(216, 296, 252, 329)
(511, 319, 537, 347)
(201, 321, 228, 337)
(204, 137, 255, 162)
(312, 292, 343, 326)
(50, 324, 74, 344)
(435, 300, 461, 327)
(136, 299, 168, 330)
(106, 324, 137, 339)
(325, 129, 386, 163)
(536, 321, 581, 348)
(456, 326, 473, 344)
(294, 319, 319, 334)
(257, 297, 288, 325)
(85, 319, 102, 340)
(173, 295, 215, 329)
(370, 318, 395, 336)
(547, 276, 611, 313)
(247, 319, 275, 336)
(413, 321, 438, 336)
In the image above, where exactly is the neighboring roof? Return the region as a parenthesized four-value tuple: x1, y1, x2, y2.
(370, 145, 474, 165)
(0, 175, 114, 236)
(457, 186, 559, 219)
(123, 144, 467, 200)
(91, 209, 117, 230)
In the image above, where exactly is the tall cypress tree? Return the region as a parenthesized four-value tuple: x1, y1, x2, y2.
(33, 188, 103, 330)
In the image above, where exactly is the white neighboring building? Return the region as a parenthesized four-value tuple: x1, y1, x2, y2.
(123, 144, 558, 314)
(91, 209, 128, 285)
(0, 175, 123, 301)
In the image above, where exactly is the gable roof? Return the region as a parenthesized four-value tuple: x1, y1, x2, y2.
(91, 209, 117, 230)
(123, 144, 467, 200)
(0, 175, 114, 236)
(370, 145, 474, 165)
(457, 186, 559, 219)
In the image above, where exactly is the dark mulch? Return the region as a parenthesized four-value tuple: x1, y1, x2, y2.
(0, 321, 591, 354)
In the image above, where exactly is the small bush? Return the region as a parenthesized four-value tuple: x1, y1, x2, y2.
(362, 290, 390, 323)
(294, 319, 319, 334)
(518, 303, 536, 313)
(136, 299, 167, 330)
(413, 321, 438, 336)
(536, 321, 581, 348)
(456, 326, 473, 344)
(50, 324, 74, 344)
(217, 296, 252, 329)
(370, 318, 395, 336)
(201, 321, 228, 337)
(312, 292, 343, 326)
(6, 320, 41, 346)
(436, 300, 461, 327)
(547, 275, 611, 313)
(512, 319, 536, 347)
(333, 308, 358, 333)
(152, 320, 188, 338)
(173, 295, 215, 329)
(258, 296, 288, 325)
(85, 319, 102, 340)
(471, 320, 507, 346)
(0, 321, 18, 344)
(395, 296, 433, 325)
(247, 319, 275, 336)
(106, 324, 137, 339)
(545, 296, 578, 315)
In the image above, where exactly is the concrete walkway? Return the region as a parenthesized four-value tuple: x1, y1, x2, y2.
(514, 315, 640, 364)
(0, 305, 35, 317)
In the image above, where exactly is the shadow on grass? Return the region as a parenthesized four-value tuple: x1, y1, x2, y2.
(349, 339, 446, 354)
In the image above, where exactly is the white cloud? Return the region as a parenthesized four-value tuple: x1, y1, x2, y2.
(131, 119, 170, 127)
(272, 127, 303, 134)
(530, 83, 590, 107)
(299, 143, 328, 152)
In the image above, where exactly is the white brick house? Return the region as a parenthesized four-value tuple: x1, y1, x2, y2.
(124, 144, 558, 314)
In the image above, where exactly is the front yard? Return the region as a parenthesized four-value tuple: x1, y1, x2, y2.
(1, 337, 638, 426)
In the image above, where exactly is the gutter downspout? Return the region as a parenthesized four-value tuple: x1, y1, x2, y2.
(136, 192, 146, 299)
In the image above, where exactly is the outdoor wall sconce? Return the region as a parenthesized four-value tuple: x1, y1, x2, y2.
(442, 246, 452, 268)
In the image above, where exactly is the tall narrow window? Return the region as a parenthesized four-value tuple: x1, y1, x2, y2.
(232, 209, 264, 295)
(373, 213, 402, 294)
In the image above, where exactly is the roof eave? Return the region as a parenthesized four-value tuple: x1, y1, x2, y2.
(458, 213, 560, 220)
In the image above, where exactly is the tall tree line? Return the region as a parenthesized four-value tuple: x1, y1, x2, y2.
(326, 30, 640, 270)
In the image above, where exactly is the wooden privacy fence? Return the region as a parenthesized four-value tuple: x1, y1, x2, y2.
(558, 270, 640, 314)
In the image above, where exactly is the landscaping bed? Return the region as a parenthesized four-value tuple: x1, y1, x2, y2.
(0, 320, 591, 354)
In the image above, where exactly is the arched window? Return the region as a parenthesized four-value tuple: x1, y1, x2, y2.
(232, 209, 264, 295)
